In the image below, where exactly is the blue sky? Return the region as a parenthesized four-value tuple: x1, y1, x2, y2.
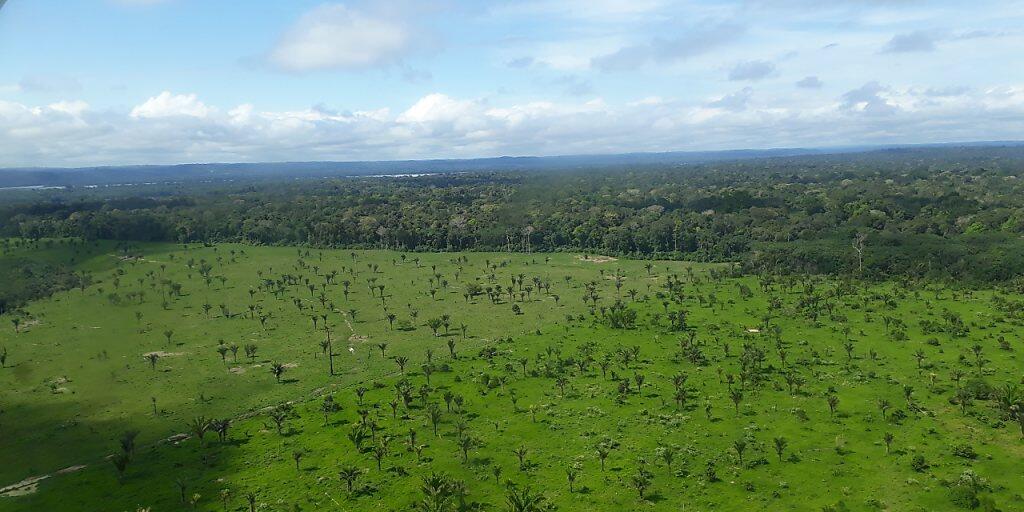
(1, 0, 1023, 166)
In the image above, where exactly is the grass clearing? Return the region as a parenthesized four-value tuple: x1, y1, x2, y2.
(1, 241, 1022, 511)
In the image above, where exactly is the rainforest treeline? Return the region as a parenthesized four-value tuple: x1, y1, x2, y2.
(4, 146, 1024, 283)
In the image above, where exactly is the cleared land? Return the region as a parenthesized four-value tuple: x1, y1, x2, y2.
(1, 240, 1022, 511)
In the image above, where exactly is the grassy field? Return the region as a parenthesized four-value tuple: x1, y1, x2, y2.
(1, 241, 1022, 511)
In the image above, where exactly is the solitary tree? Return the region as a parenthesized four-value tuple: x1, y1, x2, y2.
(339, 465, 362, 494)
(773, 437, 788, 461)
(271, 362, 286, 383)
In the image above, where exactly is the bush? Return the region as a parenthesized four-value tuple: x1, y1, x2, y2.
(952, 444, 978, 459)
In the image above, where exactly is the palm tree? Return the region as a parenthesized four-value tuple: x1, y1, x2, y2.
(827, 394, 839, 417)
(395, 356, 409, 374)
(418, 472, 456, 511)
(566, 463, 580, 492)
(271, 362, 286, 383)
(321, 395, 338, 425)
(427, 403, 443, 436)
(629, 468, 651, 499)
(733, 439, 747, 465)
(597, 446, 610, 471)
(773, 437, 788, 461)
(245, 492, 257, 512)
(292, 450, 304, 471)
(877, 398, 890, 421)
(190, 416, 210, 446)
(146, 352, 160, 370)
(175, 478, 188, 504)
(338, 465, 362, 494)
(730, 388, 743, 414)
(514, 446, 529, 469)
(372, 443, 388, 470)
(111, 452, 131, 483)
(505, 485, 550, 512)
(378, 343, 388, 358)
(457, 435, 475, 463)
(269, 407, 288, 435)
(883, 432, 894, 454)
(427, 317, 443, 336)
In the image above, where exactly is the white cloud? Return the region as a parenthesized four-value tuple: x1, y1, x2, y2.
(268, 4, 416, 72)
(397, 93, 477, 124)
(47, 100, 90, 116)
(131, 91, 212, 119)
(4, 86, 1024, 167)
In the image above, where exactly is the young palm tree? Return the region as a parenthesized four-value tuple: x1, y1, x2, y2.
(271, 362, 286, 383)
(629, 469, 651, 500)
(597, 446, 610, 471)
(427, 403, 443, 436)
(730, 388, 743, 414)
(190, 417, 210, 446)
(514, 446, 529, 470)
(111, 452, 131, 483)
(733, 439, 747, 465)
(566, 463, 581, 492)
(338, 465, 362, 494)
(269, 407, 288, 435)
(372, 443, 388, 470)
(773, 437, 788, 461)
(505, 484, 550, 512)
(458, 435, 475, 463)
(876, 398, 891, 421)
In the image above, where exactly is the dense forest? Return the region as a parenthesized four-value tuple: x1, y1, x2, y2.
(4, 146, 1024, 284)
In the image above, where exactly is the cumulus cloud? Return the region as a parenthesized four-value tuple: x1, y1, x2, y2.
(841, 82, 897, 115)
(268, 4, 419, 72)
(130, 91, 212, 119)
(728, 60, 775, 81)
(592, 22, 745, 71)
(707, 88, 753, 111)
(4, 86, 1024, 167)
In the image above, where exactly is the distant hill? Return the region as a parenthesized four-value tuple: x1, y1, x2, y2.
(1, 141, 1021, 188)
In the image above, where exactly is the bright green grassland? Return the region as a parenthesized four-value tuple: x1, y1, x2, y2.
(1, 241, 1022, 511)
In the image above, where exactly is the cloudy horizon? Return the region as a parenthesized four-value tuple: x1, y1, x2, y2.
(1, 0, 1023, 167)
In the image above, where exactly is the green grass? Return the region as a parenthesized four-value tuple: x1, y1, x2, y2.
(1, 241, 1022, 511)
